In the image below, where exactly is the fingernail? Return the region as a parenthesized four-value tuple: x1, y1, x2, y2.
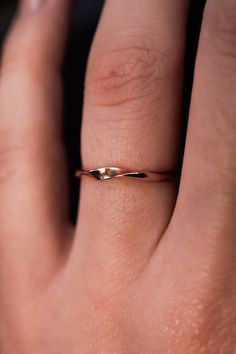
(20, 0, 44, 13)
(29, 0, 43, 11)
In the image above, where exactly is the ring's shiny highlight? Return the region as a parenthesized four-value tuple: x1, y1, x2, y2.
(75, 167, 176, 182)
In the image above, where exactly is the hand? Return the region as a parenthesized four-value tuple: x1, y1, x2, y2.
(0, 0, 236, 353)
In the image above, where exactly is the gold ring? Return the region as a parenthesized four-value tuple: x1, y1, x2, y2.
(75, 167, 176, 182)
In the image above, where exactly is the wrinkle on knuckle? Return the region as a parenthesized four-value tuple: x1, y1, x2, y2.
(2, 34, 57, 83)
(203, 0, 236, 62)
(85, 39, 171, 110)
(205, 0, 236, 34)
(0, 145, 28, 185)
(0, 142, 47, 186)
(2, 56, 50, 87)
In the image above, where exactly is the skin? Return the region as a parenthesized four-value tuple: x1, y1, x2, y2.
(0, 0, 236, 352)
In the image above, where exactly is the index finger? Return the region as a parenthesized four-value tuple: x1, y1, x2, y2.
(0, 0, 70, 287)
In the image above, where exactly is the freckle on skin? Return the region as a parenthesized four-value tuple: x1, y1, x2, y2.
(110, 69, 118, 77)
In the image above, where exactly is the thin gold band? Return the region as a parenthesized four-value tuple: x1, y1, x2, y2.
(75, 167, 176, 182)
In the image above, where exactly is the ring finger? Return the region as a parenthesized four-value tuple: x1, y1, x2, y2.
(73, 0, 189, 280)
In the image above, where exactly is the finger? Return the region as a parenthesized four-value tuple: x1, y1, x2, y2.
(169, 1, 236, 259)
(74, 0, 189, 279)
(0, 0, 70, 287)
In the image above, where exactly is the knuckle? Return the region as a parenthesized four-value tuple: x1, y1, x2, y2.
(2, 52, 48, 85)
(85, 37, 173, 109)
(205, 0, 236, 34)
(204, 0, 236, 59)
(2, 27, 56, 82)
(0, 145, 28, 185)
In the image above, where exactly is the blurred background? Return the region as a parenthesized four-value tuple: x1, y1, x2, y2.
(0, 0, 206, 221)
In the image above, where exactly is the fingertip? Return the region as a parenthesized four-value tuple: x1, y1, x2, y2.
(18, 0, 69, 15)
(2, 0, 70, 75)
(19, 0, 44, 14)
